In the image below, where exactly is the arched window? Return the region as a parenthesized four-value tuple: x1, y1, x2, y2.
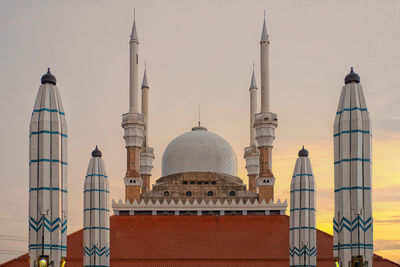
(186, 191, 192, 197)
(164, 191, 170, 196)
(229, 191, 235, 196)
(207, 191, 214, 196)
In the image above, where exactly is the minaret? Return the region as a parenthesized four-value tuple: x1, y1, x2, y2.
(122, 11, 146, 203)
(289, 147, 317, 267)
(333, 68, 373, 266)
(254, 12, 278, 202)
(244, 65, 260, 193)
(140, 63, 155, 192)
(29, 68, 67, 267)
(83, 146, 110, 267)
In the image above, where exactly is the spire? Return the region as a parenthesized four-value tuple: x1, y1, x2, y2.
(198, 106, 201, 127)
(260, 10, 269, 43)
(250, 62, 257, 89)
(142, 61, 149, 88)
(130, 9, 139, 42)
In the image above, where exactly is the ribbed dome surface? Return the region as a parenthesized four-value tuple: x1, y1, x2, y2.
(162, 126, 237, 177)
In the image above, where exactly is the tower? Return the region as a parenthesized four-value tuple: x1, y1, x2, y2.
(140, 63, 155, 192)
(83, 146, 110, 267)
(122, 11, 146, 203)
(244, 65, 260, 193)
(289, 147, 317, 267)
(28, 69, 67, 267)
(254, 12, 278, 202)
(333, 68, 373, 266)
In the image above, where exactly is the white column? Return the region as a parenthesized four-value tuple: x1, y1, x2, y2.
(289, 147, 316, 267)
(83, 147, 110, 267)
(333, 69, 373, 266)
(29, 70, 67, 267)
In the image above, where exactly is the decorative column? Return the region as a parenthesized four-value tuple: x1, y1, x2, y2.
(29, 69, 67, 267)
(83, 146, 110, 267)
(244, 66, 259, 193)
(254, 14, 278, 203)
(333, 68, 373, 266)
(289, 147, 317, 267)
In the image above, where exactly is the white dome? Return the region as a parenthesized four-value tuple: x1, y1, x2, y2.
(162, 126, 238, 177)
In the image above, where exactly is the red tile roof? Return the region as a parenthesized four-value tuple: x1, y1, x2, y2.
(2, 215, 399, 267)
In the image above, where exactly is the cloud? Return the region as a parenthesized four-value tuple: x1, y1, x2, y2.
(374, 185, 400, 202)
(375, 239, 400, 251)
(375, 215, 400, 224)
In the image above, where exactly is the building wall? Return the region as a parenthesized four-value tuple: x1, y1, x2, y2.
(142, 172, 257, 201)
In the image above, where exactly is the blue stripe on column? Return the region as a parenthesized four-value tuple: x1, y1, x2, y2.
(334, 158, 370, 164)
(30, 187, 68, 193)
(333, 129, 370, 137)
(292, 174, 313, 178)
(83, 227, 110, 230)
(33, 108, 65, 116)
(289, 226, 316, 230)
(335, 186, 371, 192)
(336, 107, 367, 115)
(333, 243, 373, 250)
(30, 130, 68, 138)
(84, 208, 110, 212)
(86, 174, 108, 178)
(84, 189, 110, 193)
(290, 189, 314, 193)
(290, 208, 315, 211)
(30, 159, 68, 165)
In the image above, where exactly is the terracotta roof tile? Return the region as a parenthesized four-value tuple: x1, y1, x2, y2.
(1, 215, 399, 266)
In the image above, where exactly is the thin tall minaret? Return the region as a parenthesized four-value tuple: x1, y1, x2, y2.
(29, 69, 67, 267)
(122, 10, 146, 203)
(140, 63, 155, 192)
(244, 64, 259, 193)
(254, 12, 278, 202)
(333, 68, 373, 266)
(83, 146, 110, 267)
(289, 147, 317, 267)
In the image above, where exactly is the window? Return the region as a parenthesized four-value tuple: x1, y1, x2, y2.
(186, 191, 192, 196)
(197, 181, 202, 185)
(211, 181, 216, 185)
(205, 181, 209, 185)
(136, 54, 138, 64)
(190, 181, 195, 185)
(229, 191, 235, 196)
(207, 191, 214, 196)
(182, 181, 188, 185)
(164, 191, 170, 196)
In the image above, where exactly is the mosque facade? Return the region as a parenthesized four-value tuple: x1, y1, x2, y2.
(1, 11, 400, 267)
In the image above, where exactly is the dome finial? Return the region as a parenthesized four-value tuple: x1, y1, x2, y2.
(298, 146, 309, 157)
(41, 67, 57, 85)
(344, 66, 360, 84)
(92, 145, 102, 157)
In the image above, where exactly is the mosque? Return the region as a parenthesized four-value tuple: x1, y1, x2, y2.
(1, 12, 399, 267)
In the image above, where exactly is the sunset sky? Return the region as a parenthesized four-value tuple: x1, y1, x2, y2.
(0, 0, 399, 264)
